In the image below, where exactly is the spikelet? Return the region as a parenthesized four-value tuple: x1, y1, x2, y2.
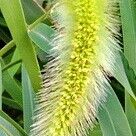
(31, 0, 120, 136)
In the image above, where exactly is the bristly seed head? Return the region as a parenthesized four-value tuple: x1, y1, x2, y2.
(31, 0, 120, 136)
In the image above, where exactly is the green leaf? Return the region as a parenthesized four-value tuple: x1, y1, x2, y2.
(21, 0, 44, 24)
(8, 49, 21, 77)
(120, 0, 136, 72)
(99, 106, 116, 136)
(28, 23, 56, 53)
(34, 0, 44, 6)
(0, 60, 2, 109)
(123, 58, 136, 135)
(2, 59, 22, 73)
(98, 84, 133, 136)
(0, 0, 42, 92)
(122, 55, 136, 95)
(88, 124, 102, 136)
(22, 64, 35, 133)
(2, 72, 23, 107)
(120, 0, 136, 135)
(0, 16, 7, 27)
(1, 59, 23, 107)
(0, 27, 11, 43)
(117, 55, 136, 135)
(114, 53, 136, 100)
(0, 41, 15, 58)
(125, 94, 136, 135)
(0, 116, 21, 136)
(2, 97, 22, 110)
(0, 110, 27, 136)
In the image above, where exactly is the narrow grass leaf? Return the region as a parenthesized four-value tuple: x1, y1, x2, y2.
(120, 0, 136, 71)
(0, 60, 2, 109)
(22, 64, 35, 133)
(98, 84, 133, 136)
(2, 97, 22, 111)
(0, 115, 21, 136)
(0, 41, 15, 58)
(28, 23, 56, 53)
(114, 53, 136, 100)
(98, 106, 116, 136)
(21, 0, 44, 24)
(125, 94, 136, 135)
(0, 0, 42, 92)
(2, 71, 23, 107)
(123, 58, 136, 134)
(121, 55, 136, 95)
(0, 27, 11, 43)
(1, 59, 23, 107)
(88, 124, 102, 136)
(0, 16, 7, 27)
(0, 110, 27, 136)
(8, 49, 21, 77)
(120, 0, 136, 135)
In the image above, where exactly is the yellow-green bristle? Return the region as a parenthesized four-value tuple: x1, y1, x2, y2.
(31, 0, 120, 136)
(49, 1, 102, 135)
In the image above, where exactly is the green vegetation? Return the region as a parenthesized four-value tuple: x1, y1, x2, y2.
(0, 0, 136, 135)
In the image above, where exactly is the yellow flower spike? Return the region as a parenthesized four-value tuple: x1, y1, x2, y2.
(31, 0, 120, 136)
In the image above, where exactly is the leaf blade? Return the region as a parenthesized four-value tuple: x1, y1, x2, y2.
(22, 64, 35, 133)
(0, 110, 27, 136)
(0, 0, 42, 92)
(28, 23, 56, 53)
(98, 84, 133, 136)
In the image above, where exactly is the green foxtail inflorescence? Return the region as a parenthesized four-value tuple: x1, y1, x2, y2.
(31, 0, 120, 135)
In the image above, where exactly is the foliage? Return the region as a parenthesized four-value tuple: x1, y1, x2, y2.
(0, 0, 136, 135)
